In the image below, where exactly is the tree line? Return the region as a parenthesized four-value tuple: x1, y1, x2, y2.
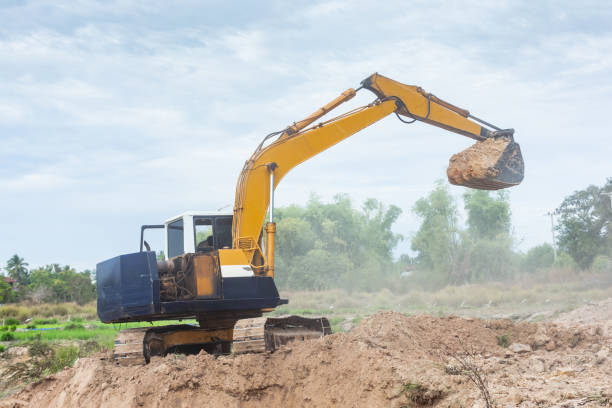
(0, 256, 96, 304)
(1, 177, 609, 300)
(274, 178, 611, 291)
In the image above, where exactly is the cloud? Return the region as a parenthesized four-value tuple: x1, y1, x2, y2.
(0, 1, 611, 268)
(2, 172, 72, 192)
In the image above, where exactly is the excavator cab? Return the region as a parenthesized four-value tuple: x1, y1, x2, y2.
(164, 212, 233, 257)
(140, 213, 234, 258)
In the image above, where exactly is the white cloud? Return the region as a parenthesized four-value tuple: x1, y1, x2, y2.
(0, 102, 26, 121)
(3, 172, 72, 192)
(0, 1, 610, 268)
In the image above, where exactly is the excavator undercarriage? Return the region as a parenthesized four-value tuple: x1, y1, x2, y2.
(112, 316, 331, 365)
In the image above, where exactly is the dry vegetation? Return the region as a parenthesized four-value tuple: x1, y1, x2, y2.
(0, 302, 97, 324)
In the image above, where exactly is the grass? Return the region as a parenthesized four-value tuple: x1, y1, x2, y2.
(0, 318, 199, 350)
(0, 302, 97, 323)
(277, 280, 612, 321)
(496, 334, 510, 348)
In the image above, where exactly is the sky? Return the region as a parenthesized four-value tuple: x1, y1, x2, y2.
(1, 0, 611, 271)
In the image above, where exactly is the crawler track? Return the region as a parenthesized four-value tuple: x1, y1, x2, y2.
(112, 316, 331, 365)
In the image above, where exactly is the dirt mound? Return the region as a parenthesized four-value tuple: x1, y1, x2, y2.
(2, 312, 611, 408)
(446, 137, 521, 189)
(555, 298, 612, 336)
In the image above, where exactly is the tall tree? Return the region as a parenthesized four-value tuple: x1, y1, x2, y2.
(274, 194, 402, 291)
(463, 190, 511, 239)
(555, 178, 612, 269)
(411, 181, 459, 284)
(5, 254, 29, 286)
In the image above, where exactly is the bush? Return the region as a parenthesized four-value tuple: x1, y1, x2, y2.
(4, 317, 20, 326)
(592, 255, 611, 274)
(497, 334, 510, 348)
(1, 332, 15, 341)
(51, 305, 68, 316)
(24, 339, 99, 378)
(522, 244, 555, 272)
(33, 318, 58, 325)
(63, 323, 84, 330)
(51, 346, 79, 371)
(0, 326, 7, 332)
(0, 345, 5, 353)
(9, 325, 16, 332)
(553, 252, 576, 268)
(26, 324, 37, 329)
(0, 305, 29, 322)
(69, 316, 84, 323)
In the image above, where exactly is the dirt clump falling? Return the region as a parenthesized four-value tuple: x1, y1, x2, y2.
(2, 311, 611, 408)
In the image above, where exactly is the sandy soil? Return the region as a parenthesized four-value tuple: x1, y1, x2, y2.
(447, 137, 509, 186)
(1, 300, 612, 408)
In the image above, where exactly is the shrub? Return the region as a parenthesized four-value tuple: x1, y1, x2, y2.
(51, 305, 68, 316)
(553, 252, 576, 268)
(521, 244, 555, 272)
(9, 325, 16, 332)
(63, 323, 85, 330)
(1, 332, 15, 341)
(497, 334, 510, 348)
(24, 339, 96, 378)
(0, 345, 5, 353)
(28, 338, 52, 357)
(592, 255, 610, 274)
(33, 318, 58, 325)
(5, 317, 20, 326)
(0, 306, 20, 318)
(26, 324, 37, 329)
(0, 326, 7, 332)
(51, 346, 79, 372)
(69, 316, 84, 323)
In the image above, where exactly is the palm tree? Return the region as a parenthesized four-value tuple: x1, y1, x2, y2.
(6, 254, 29, 286)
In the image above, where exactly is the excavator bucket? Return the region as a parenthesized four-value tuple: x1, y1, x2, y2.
(447, 135, 524, 190)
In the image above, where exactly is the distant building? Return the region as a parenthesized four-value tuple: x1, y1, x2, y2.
(2, 276, 16, 289)
(400, 264, 416, 278)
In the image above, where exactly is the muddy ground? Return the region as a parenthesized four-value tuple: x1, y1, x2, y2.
(2, 300, 612, 408)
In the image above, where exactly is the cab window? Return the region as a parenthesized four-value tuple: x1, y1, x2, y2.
(167, 219, 184, 258)
(194, 218, 214, 251)
(215, 217, 233, 249)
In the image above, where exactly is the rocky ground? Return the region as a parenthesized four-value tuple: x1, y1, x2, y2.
(1, 299, 612, 408)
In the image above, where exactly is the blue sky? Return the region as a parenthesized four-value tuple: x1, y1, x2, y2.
(1, 1, 611, 270)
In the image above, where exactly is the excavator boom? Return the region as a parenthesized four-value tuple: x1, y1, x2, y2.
(232, 73, 524, 269)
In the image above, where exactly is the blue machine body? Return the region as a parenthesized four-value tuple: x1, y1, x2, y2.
(96, 251, 286, 323)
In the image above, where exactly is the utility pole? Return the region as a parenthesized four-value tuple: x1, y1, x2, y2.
(545, 211, 557, 261)
(602, 192, 612, 209)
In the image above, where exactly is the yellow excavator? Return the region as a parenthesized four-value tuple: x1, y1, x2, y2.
(96, 73, 524, 364)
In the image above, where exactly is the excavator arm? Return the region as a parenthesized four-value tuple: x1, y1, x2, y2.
(232, 73, 524, 273)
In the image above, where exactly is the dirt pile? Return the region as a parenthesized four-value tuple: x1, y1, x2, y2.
(2, 311, 611, 408)
(555, 298, 612, 336)
(447, 137, 517, 189)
